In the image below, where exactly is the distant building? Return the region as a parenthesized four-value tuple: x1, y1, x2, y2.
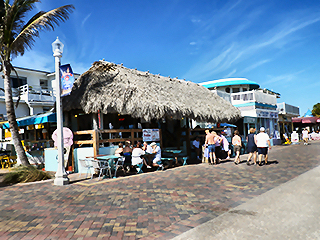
(0, 66, 80, 121)
(277, 102, 300, 140)
(198, 78, 299, 146)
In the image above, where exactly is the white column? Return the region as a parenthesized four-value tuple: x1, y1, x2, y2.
(53, 52, 69, 186)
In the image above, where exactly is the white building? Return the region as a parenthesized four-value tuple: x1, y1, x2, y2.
(277, 102, 300, 139)
(199, 78, 281, 143)
(0, 66, 80, 120)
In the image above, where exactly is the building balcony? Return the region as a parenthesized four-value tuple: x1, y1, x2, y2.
(277, 102, 299, 117)
(211, 90, 232, 103)
(18, 84, 55, 103)
(231, 90, 277, 106)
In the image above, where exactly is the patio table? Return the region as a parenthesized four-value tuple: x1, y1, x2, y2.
(163, 150, 182, 165)
(141, 152, 156, 166)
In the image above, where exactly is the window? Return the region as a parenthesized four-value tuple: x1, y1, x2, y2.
(43, 106, 51, 112)
(225, 87, 230, 93)
(10, 76, 27, 88)
(232, 94, 240, 100)
(232, 88, 240, 93)
(242, 88, 247, 92)
(40, 79, 48, 89)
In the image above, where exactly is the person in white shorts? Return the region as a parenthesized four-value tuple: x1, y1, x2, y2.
(255, 127, 271, 166)
(302, 128, 309, 145)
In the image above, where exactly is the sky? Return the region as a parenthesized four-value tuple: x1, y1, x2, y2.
(12, 0, 320, 117)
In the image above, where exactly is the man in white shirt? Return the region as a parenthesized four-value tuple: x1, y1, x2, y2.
(142, 142, 153, 153)
(150, 142, 163, 169)
(302, 128, 309, 145)
(192, 137, 201, 161)
(255, 127, 271, 166)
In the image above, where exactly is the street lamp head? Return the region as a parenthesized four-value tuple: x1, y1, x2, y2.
(52, 37, 64, 57)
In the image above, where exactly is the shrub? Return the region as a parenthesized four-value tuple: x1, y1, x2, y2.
(3, 166, 52, 184)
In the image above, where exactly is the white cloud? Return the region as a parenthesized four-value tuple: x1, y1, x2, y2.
(183, 5, 320, 82)
(224, 69, 237, 78)
(264, 69, 306, 85)
(241, 59, 271, 73)
(81, 13, 92, 27)
(191, 19, 201, 23)
(12, 51, 53, 72)
(189, 42, 197, 45)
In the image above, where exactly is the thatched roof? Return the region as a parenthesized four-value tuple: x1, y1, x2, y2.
(63, 61, 241, 122)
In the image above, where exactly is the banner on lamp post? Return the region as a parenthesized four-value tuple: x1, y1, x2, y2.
(60, 64, 75, 97)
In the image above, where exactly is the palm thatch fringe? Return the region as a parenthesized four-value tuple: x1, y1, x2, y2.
(63, 61, 241, 122)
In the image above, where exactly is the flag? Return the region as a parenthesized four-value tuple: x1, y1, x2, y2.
(60, 64, 75, 96)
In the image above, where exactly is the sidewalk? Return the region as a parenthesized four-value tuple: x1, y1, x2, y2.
(0, 141, 319, 239)
(173, 162, 320, 240)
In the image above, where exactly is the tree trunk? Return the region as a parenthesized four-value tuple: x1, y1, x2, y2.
(3, 62, 29, 166)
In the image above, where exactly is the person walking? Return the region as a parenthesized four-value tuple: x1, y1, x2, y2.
(232, 130, 242, 165)
(205, 130, 217, 165)
(255, 127, 271, 166)
(220, 131, 231, 160)
(213, 131, 223, 164)
(246, 128, 257, 165)
(302, 128, 309, 145)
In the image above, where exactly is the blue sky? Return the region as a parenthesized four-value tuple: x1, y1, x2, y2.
(12, 0, 320, 116)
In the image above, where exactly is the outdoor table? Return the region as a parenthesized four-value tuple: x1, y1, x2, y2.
(141, 152, 156, 166)
(163, 150, 182, 165)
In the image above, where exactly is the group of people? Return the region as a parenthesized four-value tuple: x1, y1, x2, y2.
(202, 129, 231, 165)
(245, 127, 272, 166)
(201, 127, 272, 166)
(114, 140, 163, 173)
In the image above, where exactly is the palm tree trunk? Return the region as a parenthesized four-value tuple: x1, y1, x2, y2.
(3, 61, 29, 166)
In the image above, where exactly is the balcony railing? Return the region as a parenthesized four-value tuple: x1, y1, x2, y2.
(18, 84, 55, 102)
(277, 102, 299, 116)
(211, 90, 232, 103)
(231, 90, 277, 106)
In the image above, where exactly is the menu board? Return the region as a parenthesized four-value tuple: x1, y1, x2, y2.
(143, 129, 160, 142)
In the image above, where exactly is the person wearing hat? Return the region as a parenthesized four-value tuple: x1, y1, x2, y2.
(150, 142, 163, 169)
(255, 127, 271, 166)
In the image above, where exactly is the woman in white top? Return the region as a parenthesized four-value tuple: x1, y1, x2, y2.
(131, 143, 151, 171)
(232, 130, 242, 165)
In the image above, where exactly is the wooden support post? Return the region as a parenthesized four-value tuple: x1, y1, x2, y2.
(159, 129, 163, 149)
(93, 129, 99, 157)
(131, 129, 134, 142)
(186, 118, 191, 157)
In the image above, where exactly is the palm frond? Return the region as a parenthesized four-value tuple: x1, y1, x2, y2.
(10, 4, 74, 56)
(4, 1, 39, 41)
(0, 1, 5, 23)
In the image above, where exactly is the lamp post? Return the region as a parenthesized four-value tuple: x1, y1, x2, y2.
(52, 37, 69, 186)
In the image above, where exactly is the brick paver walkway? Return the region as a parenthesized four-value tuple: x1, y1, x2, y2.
(0, 141, 319, 240)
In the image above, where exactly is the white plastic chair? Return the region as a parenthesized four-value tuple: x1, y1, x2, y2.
(91, 159, 112, 180)
(114, 157, 125, 178)
(79, 159, 93, 179)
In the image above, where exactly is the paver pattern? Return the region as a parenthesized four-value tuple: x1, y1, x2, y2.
(0, 141, 319, 240)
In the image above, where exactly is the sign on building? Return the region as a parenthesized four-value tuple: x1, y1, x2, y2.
(142, 129, 160, 142)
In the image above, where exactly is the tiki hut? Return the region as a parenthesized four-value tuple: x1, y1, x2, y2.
(63, 60, 241, 122)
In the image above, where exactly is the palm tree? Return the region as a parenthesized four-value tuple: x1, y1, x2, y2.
(0, 0, 74, 165)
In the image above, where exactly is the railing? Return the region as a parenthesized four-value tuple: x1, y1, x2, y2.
(18, 84, 55, 102)
(73, 129, 147, 157)
(277, 102, 299, 116)
(211, 90, 232, 103)
(231, 90, 277, 105)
